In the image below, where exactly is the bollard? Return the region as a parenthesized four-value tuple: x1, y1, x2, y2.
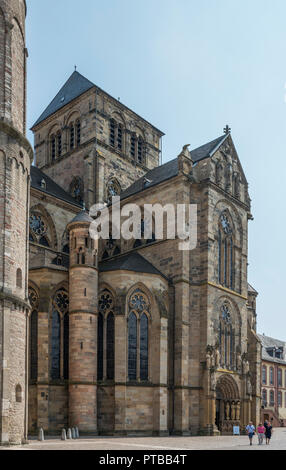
(72, 427, 76, 439)
(67, 428, 72, 439)
(38, 428, 44, 441)
(75, 427, 79, 439)
(61, 429, 67, 441)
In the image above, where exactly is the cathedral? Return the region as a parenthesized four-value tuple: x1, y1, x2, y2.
(0, 0, 261, 444)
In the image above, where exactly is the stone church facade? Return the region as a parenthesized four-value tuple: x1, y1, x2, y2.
(0, 1, 261, 444)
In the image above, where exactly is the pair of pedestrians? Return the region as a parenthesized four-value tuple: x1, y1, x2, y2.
(245, 421, 273, 445)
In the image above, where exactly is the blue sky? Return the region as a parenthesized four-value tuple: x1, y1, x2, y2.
(26, 0, 286, 339)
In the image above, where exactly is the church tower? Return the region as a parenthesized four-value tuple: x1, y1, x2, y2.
(67, 212, 98, 433)
(0, 0, 33, 444)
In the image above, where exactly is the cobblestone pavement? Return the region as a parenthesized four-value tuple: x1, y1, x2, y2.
(1, 427, 286, 451)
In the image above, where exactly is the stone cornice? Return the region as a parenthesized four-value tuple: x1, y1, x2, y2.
(0, 120, 33, 160)
(0, 290, 30, 311)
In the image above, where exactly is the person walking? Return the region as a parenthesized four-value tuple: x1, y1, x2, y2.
(257, 423, 265, 445)
(246, 421, 256, 446)
(265, 422, 273, 445)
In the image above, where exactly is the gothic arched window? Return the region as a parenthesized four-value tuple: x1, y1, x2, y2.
(70, 123, 75, 149)
(76, 119, 81, 146)
(107, 178, 121, 204)
(128, 289, 150, 381)
(218, 211, 234, 290)
(97, 313, 104, 381)
(29, 212, 52, 248)
(97, 290, 115, 380)
(128, 312, 137, 380)
(29, 287, 39, 381)
(106, 313, 115, 380)
(218, 303, 234, 370)
(50, 134, 56, 161)
(50, 289, 69, 380)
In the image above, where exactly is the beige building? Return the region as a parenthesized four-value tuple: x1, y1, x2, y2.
(259, 334, 286, 427)
(0, 0, 262, 444)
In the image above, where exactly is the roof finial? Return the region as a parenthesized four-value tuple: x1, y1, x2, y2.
(224, 124, 231, 134)
(74, 65, 77, 71)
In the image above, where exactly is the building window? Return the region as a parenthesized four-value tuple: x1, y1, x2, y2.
(278, 391, 282, 407)
(278, 368, 282, 387)
(50, 289, 69, 380)
(262, 389, 267, 407)
(57, 132, 62, 157)
(51, 135, 56, 160)
(128, 312, 137, 380)
(107, 178, 121, 204)
(110, 119, 116, 147)
(270, 367, 274, 385)
(128, 289, 150, 381)
(76, 120, 81, 146)
(106, 313, 115, 380)
(29, 287, 39, 381)
(97, 290, 115, 380)
(117, 123, 123, 150)
(140, 313, 148, 380)
(29, 212, 51, 248)
(218, 211, 234, 289)
(218, 303, 234, 370)
(70, 124, 75, 149)
(262, 365, 267, 385)
(15, 384, 22, 403)
(270, 390, 274, 406)
(63, 312, 69, 380)
(16, 268, 22, 288)
(130, 134, 136, 158)
(97, 313, 104, 381)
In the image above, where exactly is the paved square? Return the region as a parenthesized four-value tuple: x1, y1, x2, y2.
(1, 427, 286, 451)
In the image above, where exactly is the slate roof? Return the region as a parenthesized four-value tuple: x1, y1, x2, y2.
(258, 334, 286, 365)
(31, 166, 82, 207)
(32, 71, 164, 135)
(69, 210, 93, 224)
(120, 134, 228, 200)
(248, 283, 258, 294)
(32, 71, 95, 128)
(99, 252, 167, 279)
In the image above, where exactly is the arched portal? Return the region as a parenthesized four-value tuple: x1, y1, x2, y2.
(215, 375, 241, 434)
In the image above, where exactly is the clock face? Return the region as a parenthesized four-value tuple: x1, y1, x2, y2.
(29, 214, 47, 236)
(220, 213, 232, 235)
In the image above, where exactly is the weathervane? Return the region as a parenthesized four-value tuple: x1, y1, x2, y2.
(224, 124, 231, 134)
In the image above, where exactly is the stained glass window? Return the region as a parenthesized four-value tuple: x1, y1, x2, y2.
(106, 313, 115, 380)
(128, 312, 137, 380)
(97, 313, 103, 380)
(140, 314, 148, 380)
(63, 313, 69, 380)
(51, 310, 61, 379)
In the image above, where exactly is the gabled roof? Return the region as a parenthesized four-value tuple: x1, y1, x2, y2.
(248, 283, 258, 295)
(120, 134, 228, 200)
(258, 334, 286, 365)
(31, 166, 82, 208)
(32, 71, 95, 128)
(31, 71, 164, 135)
(99, 252, 167, 280)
